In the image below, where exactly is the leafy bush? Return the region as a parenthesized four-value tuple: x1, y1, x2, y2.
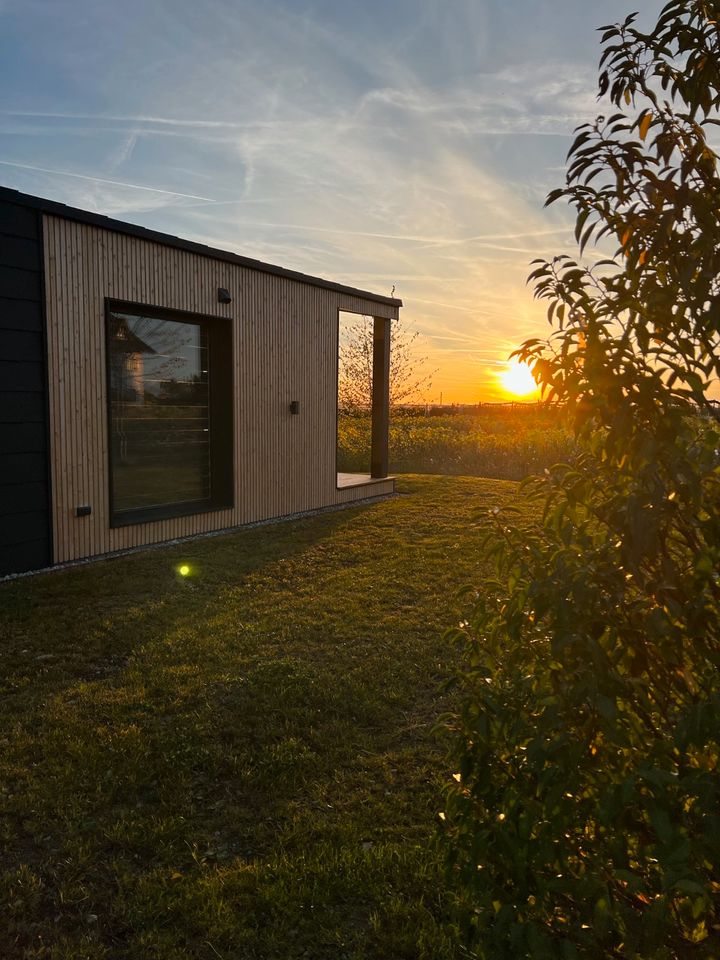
(444, 3, 720, 957)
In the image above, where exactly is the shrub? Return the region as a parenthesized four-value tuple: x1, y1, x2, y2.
(443, 3, 720, 957)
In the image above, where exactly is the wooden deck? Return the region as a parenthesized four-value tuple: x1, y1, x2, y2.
(337, 473, 395, 490)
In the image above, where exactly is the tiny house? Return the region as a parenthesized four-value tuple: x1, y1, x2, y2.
(0, 186, 399, 577)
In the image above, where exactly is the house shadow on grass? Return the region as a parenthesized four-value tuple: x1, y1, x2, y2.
(0, 499, 387, 701)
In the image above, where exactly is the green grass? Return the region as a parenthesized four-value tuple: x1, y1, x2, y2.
(0, 475, 524, 959)
(338, 409, 576, 480)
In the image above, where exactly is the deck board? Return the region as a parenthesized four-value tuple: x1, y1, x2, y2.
(337, 472, 394, 489)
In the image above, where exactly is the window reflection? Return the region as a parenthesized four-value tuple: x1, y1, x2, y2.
(108, 310, 211, 514)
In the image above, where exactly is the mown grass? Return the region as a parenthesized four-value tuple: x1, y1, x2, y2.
(338, 408, 575, 479)
(0, 475, 528, 959)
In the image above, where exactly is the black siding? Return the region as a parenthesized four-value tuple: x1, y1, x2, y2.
(0, 200, 51, 576)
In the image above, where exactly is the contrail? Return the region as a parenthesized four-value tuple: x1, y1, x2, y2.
(0, 110, 251, 129)
(0, 160, 214, 201)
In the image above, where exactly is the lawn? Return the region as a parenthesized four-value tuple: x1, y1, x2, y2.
(0, 475, 527, 960)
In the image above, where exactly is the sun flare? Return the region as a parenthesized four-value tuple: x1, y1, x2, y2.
(499, 360, 537, 398)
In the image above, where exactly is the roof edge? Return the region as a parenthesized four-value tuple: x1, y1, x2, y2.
(0, 185, 403, 309)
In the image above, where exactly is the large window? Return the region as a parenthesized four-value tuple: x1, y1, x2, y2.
(106, 301, 233, 525)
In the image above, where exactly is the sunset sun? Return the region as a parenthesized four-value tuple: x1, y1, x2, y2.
(499, 360, 537, 398)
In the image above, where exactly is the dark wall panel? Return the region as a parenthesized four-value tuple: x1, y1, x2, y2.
(0, 200, 51, 576)
(0, 540, 48, 576)
(1, 391, 47, 422)
(0, 359, 44, 391)
(2, 452, 47, 484)
(0, 481, 48, 516)
(0, 201, 38, 240)
(0, 511, 48, 547)
(0, 235, 40, 271)
(0, 421, 47, 453)
(0, 299, 43, 331)
(0, 328, 44, 361)
(0, 265, 40, 301)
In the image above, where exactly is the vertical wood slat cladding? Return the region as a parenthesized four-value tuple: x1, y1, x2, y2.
(44, 215, 398, 565)
(0, 201, 51, 575)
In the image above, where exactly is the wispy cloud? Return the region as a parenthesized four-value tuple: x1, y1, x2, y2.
(108, 132, 138, 171)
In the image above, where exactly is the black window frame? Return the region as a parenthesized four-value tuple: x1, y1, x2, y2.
(105, 298, 234, 527)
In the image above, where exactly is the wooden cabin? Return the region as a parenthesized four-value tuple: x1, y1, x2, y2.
(0, 185, 399, 577)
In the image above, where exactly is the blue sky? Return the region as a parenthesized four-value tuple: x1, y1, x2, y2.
(0, 0, 663, 401)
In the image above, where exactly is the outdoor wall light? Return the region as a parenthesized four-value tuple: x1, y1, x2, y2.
(218, 287, 232, 304)
(289, 400, 300, 415)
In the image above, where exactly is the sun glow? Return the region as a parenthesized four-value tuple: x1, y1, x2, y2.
(499, 360, 537, 398)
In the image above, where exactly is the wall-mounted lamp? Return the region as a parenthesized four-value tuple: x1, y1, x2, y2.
(218, 287, 232, 304)
(289, 400, 300, 415)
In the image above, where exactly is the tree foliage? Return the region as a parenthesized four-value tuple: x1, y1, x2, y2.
(338, 313, 435, 411)
(444, 3, 720, 956)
